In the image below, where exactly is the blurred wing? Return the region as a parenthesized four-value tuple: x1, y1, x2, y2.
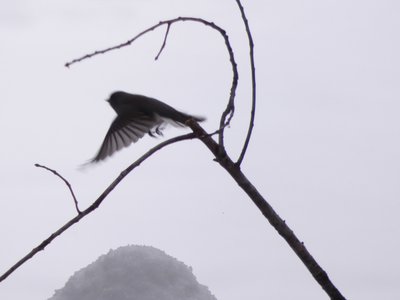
(91, 114, 161, 162)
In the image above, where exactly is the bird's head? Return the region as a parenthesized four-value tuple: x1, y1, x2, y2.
(107, 91, 131, 114)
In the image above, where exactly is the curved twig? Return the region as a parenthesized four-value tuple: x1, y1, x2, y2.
(0, 133, 196, 283)
(235, 0, 256, 167)
(65, 17, 238, 151)
(34, 164, 81, 214)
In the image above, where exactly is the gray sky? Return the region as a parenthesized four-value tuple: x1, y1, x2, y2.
(1, 0, 399, 299)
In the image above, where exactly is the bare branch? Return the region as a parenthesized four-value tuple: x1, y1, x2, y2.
(53, 7, 346, 299)
(0, 133, 196, 283)
(34, 163, 81, 214)
(187, 120, 346, 300)
(235, 0, 257, 167)
(155, 23, 171, 60)
(64, 17, 238, 151)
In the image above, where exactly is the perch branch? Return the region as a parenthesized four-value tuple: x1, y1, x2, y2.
(187, 120, 346, 300)
(0, 133, 196, 283)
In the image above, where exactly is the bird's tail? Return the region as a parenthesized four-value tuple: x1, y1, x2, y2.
(187, 114, 206, 122)
(166, 110, 205, 125)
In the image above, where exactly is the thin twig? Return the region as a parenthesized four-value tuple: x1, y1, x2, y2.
(34, 163, 81, 214)
(235, 0, 257, 167)
(155, 23, 171, 60)
(0, 133, 196, 283)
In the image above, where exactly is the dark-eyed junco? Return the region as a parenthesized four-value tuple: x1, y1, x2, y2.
(91, 91, 205, 162)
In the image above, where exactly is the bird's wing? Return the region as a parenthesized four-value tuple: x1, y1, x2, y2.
(91, 114, 161, 162)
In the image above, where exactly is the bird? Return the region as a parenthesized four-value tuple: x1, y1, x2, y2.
(90, 91, 205, 163)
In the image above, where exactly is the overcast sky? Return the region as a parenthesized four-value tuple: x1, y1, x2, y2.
(1, 1, 399, 299)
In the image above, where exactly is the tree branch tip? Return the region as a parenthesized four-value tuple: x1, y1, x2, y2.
(34, 163, 47, 170)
